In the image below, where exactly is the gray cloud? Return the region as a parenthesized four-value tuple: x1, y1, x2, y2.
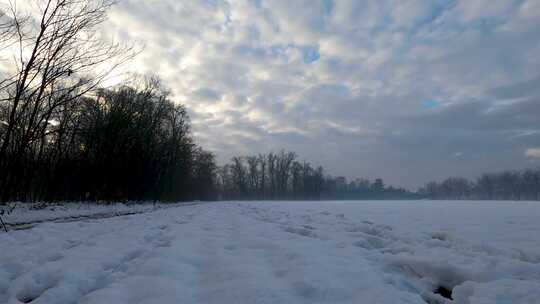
(105, 0, 540, 189)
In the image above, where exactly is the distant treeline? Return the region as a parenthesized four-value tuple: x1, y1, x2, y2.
(218, 151, 419, 200)
(419, 168, 540, 201)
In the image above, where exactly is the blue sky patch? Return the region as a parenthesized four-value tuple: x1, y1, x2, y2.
(301, 46, 321, 64)
(423, 100, 442, 108)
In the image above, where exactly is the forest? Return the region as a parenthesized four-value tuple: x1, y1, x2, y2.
(420, 168, 540, 201)
(218, 151, 418, 200)
(0, 0, 538, 203)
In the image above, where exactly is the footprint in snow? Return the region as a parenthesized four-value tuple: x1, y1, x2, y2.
(283, 226, 318, 238)
(123, 249, 145, 262)
(14, 270, 61, 303)
(157, 224, 168, 230)
(45, 252, 63, 262)
(154, 234, 174, 248)
(354, 235, 387, 250)
(62, 239, 82, 250)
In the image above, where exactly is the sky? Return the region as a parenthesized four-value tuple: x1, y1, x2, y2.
(103, 0, 540, 189)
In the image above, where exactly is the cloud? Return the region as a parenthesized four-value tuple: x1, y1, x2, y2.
(525, 148, 540, 159)
(455, 0, 516, 23)
(102, 0, 540, 188)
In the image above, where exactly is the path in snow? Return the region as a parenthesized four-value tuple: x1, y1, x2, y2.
(1, 201, 540, 304)
(1, 202, 205, 231)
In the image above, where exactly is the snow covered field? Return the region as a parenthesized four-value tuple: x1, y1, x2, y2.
(1, 201, 539, 303)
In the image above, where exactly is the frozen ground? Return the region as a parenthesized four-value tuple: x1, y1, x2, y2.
(1, 201, 539, 304)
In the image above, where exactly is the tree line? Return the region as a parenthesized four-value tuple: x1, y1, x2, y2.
(0, 0, 217, 203)
(0, 73, 218, 202)
(218, 150, 418, 200)
(419, 168, 540, 200)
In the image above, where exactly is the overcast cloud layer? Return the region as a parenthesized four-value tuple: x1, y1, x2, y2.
(105, 0, 540, 189)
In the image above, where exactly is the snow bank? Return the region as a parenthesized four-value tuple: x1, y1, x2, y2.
(0, 202, 190, 226)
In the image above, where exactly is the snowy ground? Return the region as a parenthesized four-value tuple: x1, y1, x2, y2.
(1, 202, 189, 227)
(1, 201, 539, 304)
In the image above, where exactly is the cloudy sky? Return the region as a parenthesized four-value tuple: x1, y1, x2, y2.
(104, 0, 540, 189)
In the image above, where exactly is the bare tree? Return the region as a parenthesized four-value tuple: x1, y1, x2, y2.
(246, 155, 259, 199)
(230, 156, 247, 198)
(0, 0, 134, 201)
(267, 152, 277, 199)
(0, 6, 14, 44)
(275, 150, 295, 197)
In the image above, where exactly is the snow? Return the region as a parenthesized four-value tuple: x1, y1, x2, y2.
(1, 202, 188, 226)
(1, 200, 540, 303)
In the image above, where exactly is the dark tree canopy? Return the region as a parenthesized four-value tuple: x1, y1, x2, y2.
(1, 75, 218, 202)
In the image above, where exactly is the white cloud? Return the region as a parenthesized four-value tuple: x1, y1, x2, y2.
(525, 148, 540, 159)
(500, 0, 540, 32)
(455, 0, 515, 23)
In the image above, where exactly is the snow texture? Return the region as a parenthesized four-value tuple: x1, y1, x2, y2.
(1, 201, 539, 303)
